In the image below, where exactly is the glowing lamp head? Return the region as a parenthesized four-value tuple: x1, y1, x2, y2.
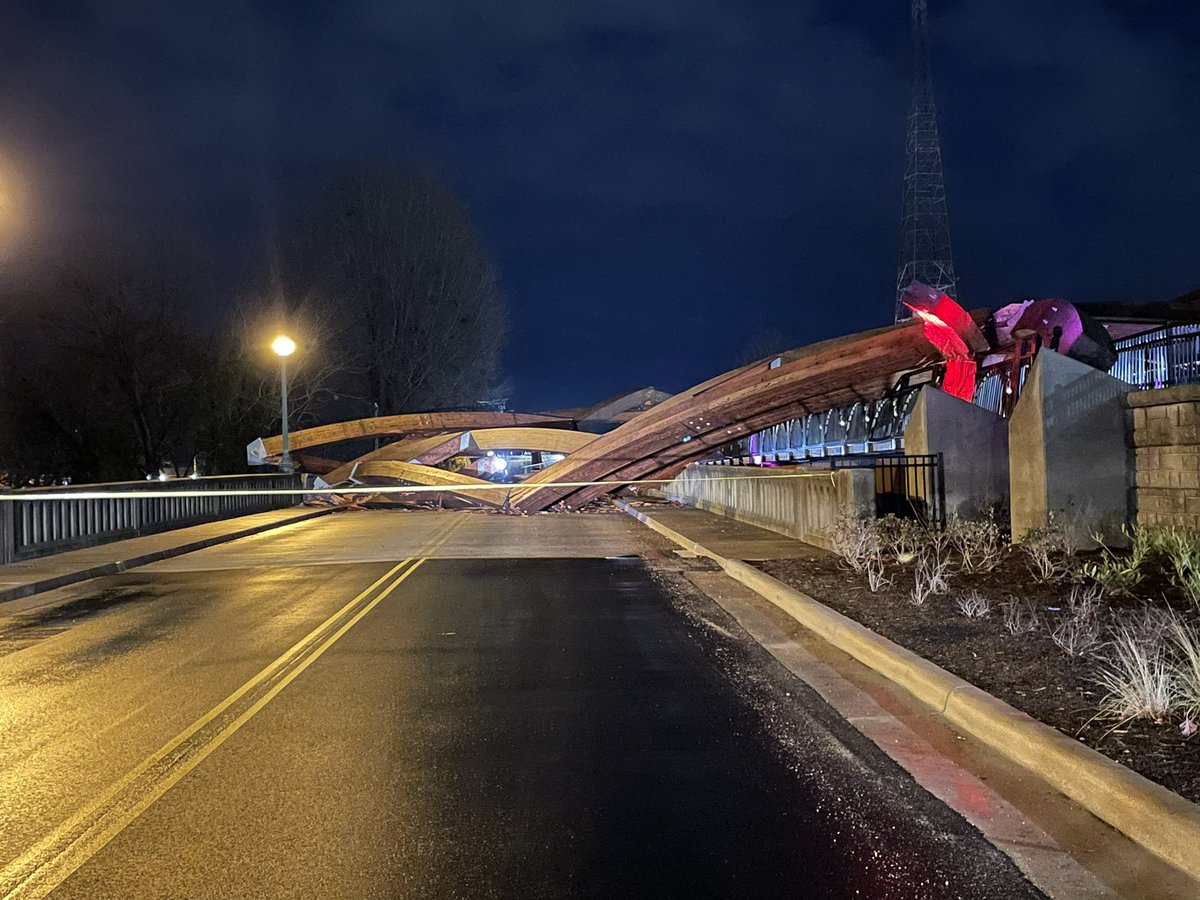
(271, 335, 297, 358)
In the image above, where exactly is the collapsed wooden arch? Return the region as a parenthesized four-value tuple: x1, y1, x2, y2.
(255, 293, 986, 512)
(317, 427, 597, 486)
(510, 305, 987, 512)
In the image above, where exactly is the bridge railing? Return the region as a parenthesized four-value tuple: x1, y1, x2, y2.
(662, 463, 877, 552)
(0, 473, 303, 564)
(1111, 323, 1200, 390)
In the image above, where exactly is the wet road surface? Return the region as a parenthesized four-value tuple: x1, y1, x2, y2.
(0, 511, 1042, 898)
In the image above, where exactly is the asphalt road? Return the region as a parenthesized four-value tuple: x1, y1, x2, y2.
(0, 511, 1043, 899)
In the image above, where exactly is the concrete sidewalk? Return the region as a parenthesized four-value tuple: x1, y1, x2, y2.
(0, 506, 336, 611)
(621, 501, 826, 560)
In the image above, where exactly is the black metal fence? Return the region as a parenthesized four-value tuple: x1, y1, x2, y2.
(831, 453, 946, 530)
(0, 474, 303, 563)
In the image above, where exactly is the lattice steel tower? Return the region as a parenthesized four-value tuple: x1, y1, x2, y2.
(895, 0, 957, 321)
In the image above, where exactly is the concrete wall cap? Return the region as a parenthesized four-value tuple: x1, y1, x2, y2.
(1127, 385, 1200, 407)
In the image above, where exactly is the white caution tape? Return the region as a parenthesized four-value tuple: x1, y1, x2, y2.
(0, 470, 838, 501)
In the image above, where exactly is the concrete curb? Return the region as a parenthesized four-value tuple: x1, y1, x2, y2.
(0, 507, 338, 608)
(618, 500, 1200, 882)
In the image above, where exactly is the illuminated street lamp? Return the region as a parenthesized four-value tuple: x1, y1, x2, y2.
(272, 335, 297, 474)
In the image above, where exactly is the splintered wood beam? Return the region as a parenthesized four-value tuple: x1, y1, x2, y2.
(248, 412, 576, 462)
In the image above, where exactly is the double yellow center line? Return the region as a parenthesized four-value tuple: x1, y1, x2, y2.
(1, 513, 468, 900)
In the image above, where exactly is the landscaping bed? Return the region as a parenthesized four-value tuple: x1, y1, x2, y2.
(753, 522, 1200, 804)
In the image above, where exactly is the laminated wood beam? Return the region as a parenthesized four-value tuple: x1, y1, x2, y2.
(510, 317, 968, 512)
(248, 412, 575, 463)
(464, 427, 596, 457)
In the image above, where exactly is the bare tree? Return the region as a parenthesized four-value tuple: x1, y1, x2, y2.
(286, 167, 507, 415)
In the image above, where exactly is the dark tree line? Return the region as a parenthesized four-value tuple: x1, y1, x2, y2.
(0, 168, 508, 485)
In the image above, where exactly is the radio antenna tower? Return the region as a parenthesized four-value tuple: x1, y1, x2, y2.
(895, 0, 957, 321)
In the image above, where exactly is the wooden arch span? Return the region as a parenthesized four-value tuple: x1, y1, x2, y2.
(247, 411, 575, 464)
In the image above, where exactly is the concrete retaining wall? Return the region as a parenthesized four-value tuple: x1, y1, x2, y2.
(661, 464, 874, 551)
(1130, 385, 1200, 530)
(1009, 350, 1132, 546)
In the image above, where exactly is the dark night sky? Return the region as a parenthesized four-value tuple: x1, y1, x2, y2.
(2, 0, 1199, 411)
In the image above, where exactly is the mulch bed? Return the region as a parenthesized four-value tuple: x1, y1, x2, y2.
(753, 552, 1200, 804)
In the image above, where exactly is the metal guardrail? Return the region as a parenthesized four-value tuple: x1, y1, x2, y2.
(0, 474, 303, 563)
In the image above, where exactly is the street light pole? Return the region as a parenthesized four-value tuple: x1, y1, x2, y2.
(279, 354, 293, 474)
(271, 335, 297, 475)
